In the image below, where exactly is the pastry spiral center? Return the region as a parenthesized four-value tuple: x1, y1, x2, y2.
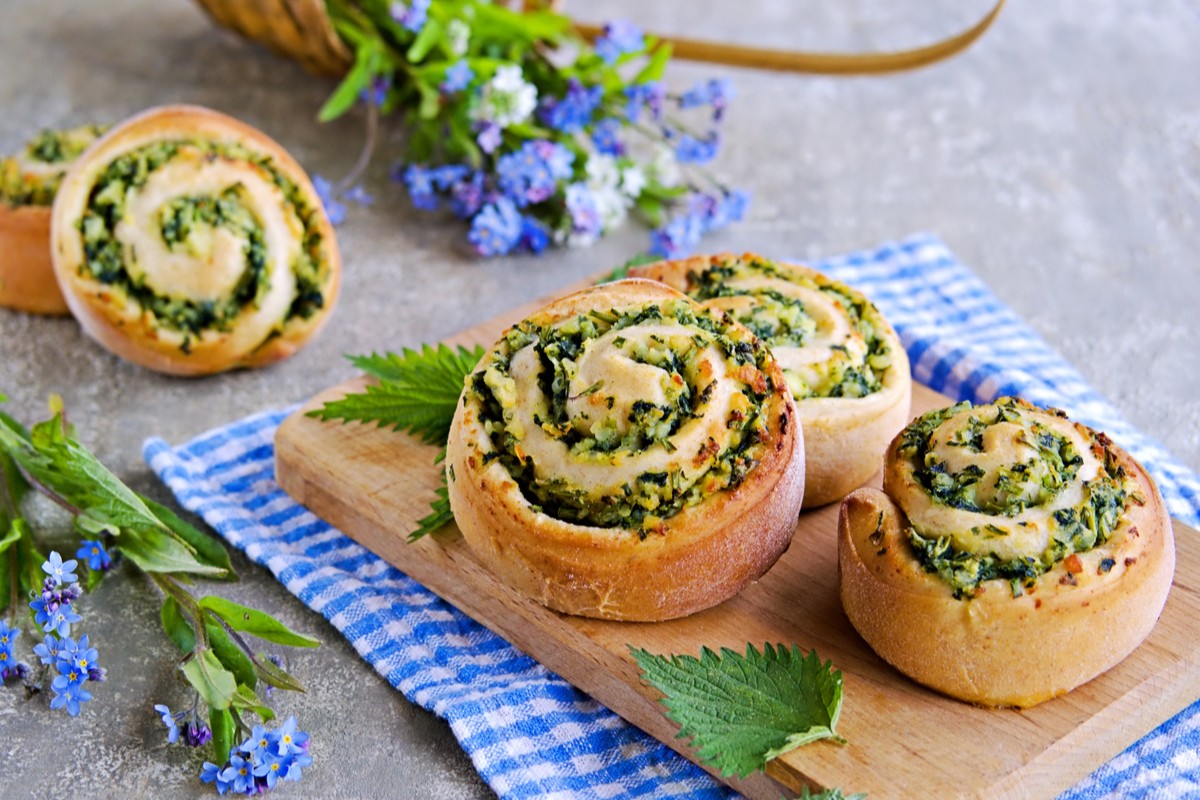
(688, 257, 890, 399)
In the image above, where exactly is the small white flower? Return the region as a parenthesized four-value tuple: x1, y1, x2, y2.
(447, 19, 470, 57)
(475, 65, 537, 129)
(585, 154, 621, 191)
(648, 145, 681, 188)
(592, 187, 629, 232)
(619, 166, 647, 200)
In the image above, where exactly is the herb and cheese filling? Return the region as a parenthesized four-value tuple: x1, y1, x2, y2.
(0, 124, 107, 206)
(76, 140, 327, 349)
(684, 255, 892, 400)
(895, 398, 1137, 599)
(466, 299, 777, 535)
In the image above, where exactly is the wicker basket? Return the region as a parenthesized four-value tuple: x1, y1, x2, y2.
(192, 0, 350, 76)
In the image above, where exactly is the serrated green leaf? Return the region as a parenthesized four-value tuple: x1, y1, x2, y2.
(231, 683, 275, 723)
(309, 343, 484, 445)
(206, 621, 258, 690)
(141, 495, 236, 580)
(598, 252, 661, 284)
(199, 596, 320, 648)
(409, 480, 452, 541)
(181, 649, 238, 711)
(160, 596, 197, 654)
(632, 643, 845, 778)
(119, 525, 227, 577)
(210, 708, 235, 765)
(799, 788, 868, 800)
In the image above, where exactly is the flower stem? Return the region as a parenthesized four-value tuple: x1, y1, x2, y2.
(335, 99, 379, 194)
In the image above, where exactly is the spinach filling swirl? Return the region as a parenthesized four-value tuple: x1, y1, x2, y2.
(893, 397, 1139, 599)
(0, 124, 107, 207)
(465, 297, 778, 535)
(77, 139, 326, 348)
(684, 255, 893, 400)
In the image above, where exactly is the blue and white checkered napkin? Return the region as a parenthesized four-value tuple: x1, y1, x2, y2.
(144, 233, 1200, 799)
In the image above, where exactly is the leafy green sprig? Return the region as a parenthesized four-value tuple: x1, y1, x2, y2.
(0, 393, 318, 768)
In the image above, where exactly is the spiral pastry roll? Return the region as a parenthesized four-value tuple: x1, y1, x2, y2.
(446, 279, 805, 621)
(50, 106, 340, 375)
(839, 397, 1174, 707)
(631, 253, 911, 508)
(0, 124, 107, 314)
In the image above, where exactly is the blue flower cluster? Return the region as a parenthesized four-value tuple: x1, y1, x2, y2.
(0, 620, 23, 681)
(381, 16, 747, 258)
(27, 552, 104, 716)
(200, 717, 313, 795)
(650, 189, 751, 259)
(155, 703, 214, 748)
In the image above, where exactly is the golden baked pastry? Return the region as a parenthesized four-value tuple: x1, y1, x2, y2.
(839, 397, 1175, 707)
(50, 105, 340, 375)
(631, 253, 911, 508)
(446, 279, 805, 621)
(0, 124, 107, 315)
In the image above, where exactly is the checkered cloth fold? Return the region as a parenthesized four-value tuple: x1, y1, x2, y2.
(144, 234, 1200, 799)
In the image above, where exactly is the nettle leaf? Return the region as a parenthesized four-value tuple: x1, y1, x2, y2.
(254, 652, 306, 693)
(199, 596, 320, 648)
(309, 343, 484, 444)
(319, 38, 384, 122)
(181, 649, 238, 711)
(632, 643, 845, 778)
(410, 478, 452, 542)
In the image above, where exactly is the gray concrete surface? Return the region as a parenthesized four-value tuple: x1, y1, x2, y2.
(0, 0, 1197, 797)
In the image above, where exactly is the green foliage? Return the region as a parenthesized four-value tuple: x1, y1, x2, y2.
(409, 478, 452, 542)
(199, 596, 321, 648)
(632, 643, 845, 778)
(309, 344, 484, 445)
(799, 788, 867, 800)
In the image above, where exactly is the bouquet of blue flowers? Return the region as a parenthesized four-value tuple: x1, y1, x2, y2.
(317, 0, 747, 257)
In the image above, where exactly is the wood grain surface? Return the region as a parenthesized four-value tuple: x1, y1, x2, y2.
(275, 292, 1200, 800)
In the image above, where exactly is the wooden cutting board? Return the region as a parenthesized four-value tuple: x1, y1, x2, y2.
(275, 289, 1200, 800)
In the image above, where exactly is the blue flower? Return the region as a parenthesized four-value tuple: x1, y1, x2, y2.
(220, 753, 255, 794)
(76, 540, 112, 571)
(283, 751, 314, 783)
(49, 679, 92, 716)
(184, 721, 213, 748)
(253, 750, 290, 789)
(468, 199, 523, 256)
(243, 724, 276, 762)
(475, 121, 502, 154)
(37, 601, 82, 637)
(649, 212, 705, 258)
(624, 82, 664, 123)
(56, 633, 98, 679)
(389, 0, 430, 33)
(343, 184, 374, 206)
(200, 761, 230, 795)
(518, 217, 550, 254)
(594, 19, 644, 64)
(274, 716, 310, 756)
(401, 164, 439, 211)
(679, 78, 734, 119)
(674, 132, 721, 164)
(565, 183, 602, 237)
(591, 118, 625, 156)
(312, 175, 346, 226)
(155, 703, 181, 744)
(361, 75, 389, 108)
(538, 79, 603, 134)
(496, 140, 575, 208)
(441, 60, 474, 94)
(448, 171, 485, 219)
(42, 552, 78, 586)
(33, 634, 59, 666)
(0, 621, 18, 676)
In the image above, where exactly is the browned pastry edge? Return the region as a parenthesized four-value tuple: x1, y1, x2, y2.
(837, 442, 1175, 708)
(446, 278, 806, 621)
(0, 204, 68, 315)
(50, 104, 341, 376)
